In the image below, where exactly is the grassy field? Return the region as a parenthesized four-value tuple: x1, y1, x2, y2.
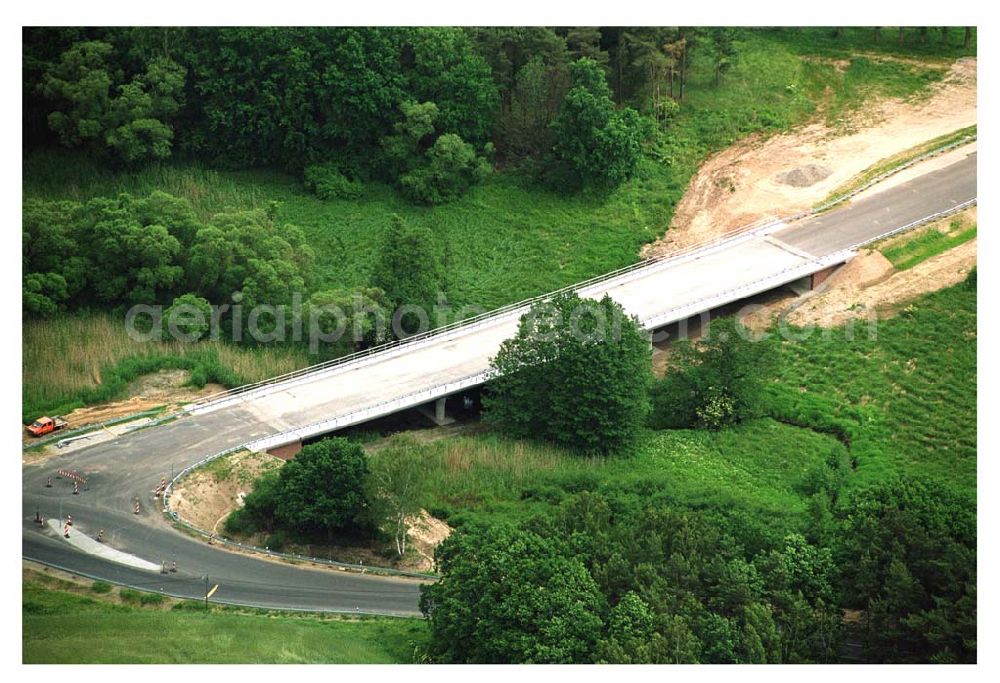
(21, 30, 968, 418)
(881, 220, 977, 270)
(23, 575, 425, 664)
(401, 278, 976, 536)
(768, 279, 977, 493)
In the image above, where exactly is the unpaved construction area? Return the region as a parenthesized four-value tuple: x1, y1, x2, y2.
(22, 369, 226, 449)
(646, 57, 977, 254)
(741, 208, 977, 330)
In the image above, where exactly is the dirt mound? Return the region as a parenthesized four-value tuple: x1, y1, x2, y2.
(775, 163, 832, 187)
(824, 250, 895, 290)
(644, 57, 977, 256)
(170, 450, 282, 534)
(786, 239, 976, 328)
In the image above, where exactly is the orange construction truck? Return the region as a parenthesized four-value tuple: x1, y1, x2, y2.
(26, 416, 68, 437)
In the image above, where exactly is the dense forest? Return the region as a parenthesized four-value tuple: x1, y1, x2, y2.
(22, 26, 974, 323)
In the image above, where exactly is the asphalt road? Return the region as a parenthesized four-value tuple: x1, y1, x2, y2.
(22, 150, 976, 615)
(775, 151, 977, 255)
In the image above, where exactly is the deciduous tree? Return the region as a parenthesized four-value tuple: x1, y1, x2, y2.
(485, 291, 651, 454)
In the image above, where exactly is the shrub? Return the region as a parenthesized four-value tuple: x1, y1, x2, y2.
(139, 592, 166, 606)
(90, 581, 113, 594)
(400, 134, 491, 205)
(652, 317, 776, 430)
(119, 589, 143, 605)
(303, 163, 363, 200)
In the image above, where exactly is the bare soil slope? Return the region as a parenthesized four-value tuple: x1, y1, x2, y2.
(645, 57, 976, 255)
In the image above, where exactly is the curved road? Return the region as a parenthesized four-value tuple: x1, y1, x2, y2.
(22, 150, 976, 615)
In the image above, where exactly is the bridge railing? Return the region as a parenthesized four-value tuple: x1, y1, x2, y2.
(186, 134, 976, 412)
(184, 213, 785, 412)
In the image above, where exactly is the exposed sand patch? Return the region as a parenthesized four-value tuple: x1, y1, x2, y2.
(170, 450, 283, 534)
(170, 446, 451, 573)
(404, 510, 453, 569)
(644, 57, 976, 255)
(785, 239, 976, 328)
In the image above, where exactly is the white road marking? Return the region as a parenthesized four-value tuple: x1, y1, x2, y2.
(46, 519, 160, 571)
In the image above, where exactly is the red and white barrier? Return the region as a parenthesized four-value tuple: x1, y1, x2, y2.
(56, 469, 87, 484)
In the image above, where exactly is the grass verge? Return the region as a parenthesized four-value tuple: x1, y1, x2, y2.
(881, 221, 977, 270)
(816, 125, 976, 208)
(23, 577, 426, 664)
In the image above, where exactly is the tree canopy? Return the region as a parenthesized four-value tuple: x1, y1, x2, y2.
(651, 316, 776, 430)
(484, 291, 651, 454)
(228, 437, 373, 539)
(420, 522, 607, 663)
(549, 58, 644, 189)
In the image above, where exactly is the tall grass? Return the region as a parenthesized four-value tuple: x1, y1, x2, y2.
(22, 313, 311, 421)
(415, 421, 845, 535)
(767, 280, 977, 493)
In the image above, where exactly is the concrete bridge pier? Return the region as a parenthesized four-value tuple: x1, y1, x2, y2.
(420, 396, 456, 426)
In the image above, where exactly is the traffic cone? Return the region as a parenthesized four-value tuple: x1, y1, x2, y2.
(96, 529, 104, 543)
(170, 560, 177, 573)
(63, 523, 70, 538)
(38, 515, 45, 527)
(66, 514, 73, 526)
(45, 477, 52, 488)
(73, 481, 79, 495)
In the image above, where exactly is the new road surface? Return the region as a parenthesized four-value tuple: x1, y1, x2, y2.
(22, 150, 976, 615)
